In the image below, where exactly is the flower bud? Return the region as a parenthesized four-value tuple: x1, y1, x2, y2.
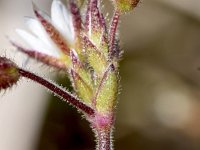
(112, 0, 140, 13)
(0, 57, 20, 90)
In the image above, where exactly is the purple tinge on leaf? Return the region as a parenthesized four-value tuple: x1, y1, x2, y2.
(0, 57, 20, 90)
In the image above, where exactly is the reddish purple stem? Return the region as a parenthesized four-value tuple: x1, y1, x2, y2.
(18, 69, 95, 116)
(96, 127, 113, 150)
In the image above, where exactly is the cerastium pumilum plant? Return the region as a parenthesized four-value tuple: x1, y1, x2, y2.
(0, 0, 140, 149)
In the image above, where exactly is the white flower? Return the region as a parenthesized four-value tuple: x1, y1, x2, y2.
(51, 0, 75, 44)
(16, 0, 75, 58)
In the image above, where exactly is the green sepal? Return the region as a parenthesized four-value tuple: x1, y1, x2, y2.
(113, 0, 140, 14)
(88, 47, 107, 75)
(71, 70, 93, 105)
(100, 35, 109, 57)
(70, 50, 94, 104)
(77, 67, 94, 89)
(95, 64, 118, 114)
(84, 36, 108, 75)
(90, 32, 102, 48)
(70, 49, 94, 89)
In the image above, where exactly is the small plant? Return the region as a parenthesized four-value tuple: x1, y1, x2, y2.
(0, 0, 140, 149)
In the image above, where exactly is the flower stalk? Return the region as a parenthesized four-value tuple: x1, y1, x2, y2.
(0, 0, 140, 149)
(18, 68, 95, 116)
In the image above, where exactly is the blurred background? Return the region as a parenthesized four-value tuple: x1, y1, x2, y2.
(1, 0, 200, 149)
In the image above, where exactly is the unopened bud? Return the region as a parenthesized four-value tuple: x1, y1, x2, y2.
(112, 0, 140, 13)
(0, 57, 20, 90)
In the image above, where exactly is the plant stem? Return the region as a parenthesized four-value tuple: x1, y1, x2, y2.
(95, 127, 113, 150)
(18, 68, 95, 116)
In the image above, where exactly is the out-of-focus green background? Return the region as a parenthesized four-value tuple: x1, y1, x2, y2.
(1, 0, 200, 149)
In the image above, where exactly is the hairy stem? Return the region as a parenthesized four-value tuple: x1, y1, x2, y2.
(18, 68, 95, 116)
(96, 127, 113, 150)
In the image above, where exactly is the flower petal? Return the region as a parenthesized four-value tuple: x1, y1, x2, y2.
(31, 2, 51, 21)
(11, 42, 67, 70)
(33, 3, 71, 55)
(51, 0, 75, 44)
(25, 17, 56, 49)
(16, 29, 59, 58)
